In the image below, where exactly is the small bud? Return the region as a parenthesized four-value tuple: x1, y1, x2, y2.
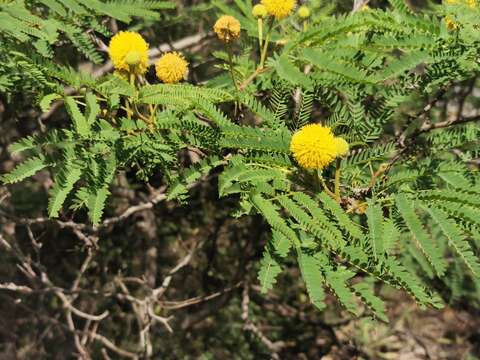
(334, 137, 349, 157)
(124, 51, 142, 66)
(252, 4, 268, 18)
(298, 5, 310, 19)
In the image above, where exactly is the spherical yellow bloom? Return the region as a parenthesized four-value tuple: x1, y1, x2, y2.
(108, 31, 149, 75)
(214, 15, 241, 43)
(334, 137, 349, 156)
(297, 5, 310, 18)
(290, 124, 339, 170)
(262, 0, 296, 19)
(155, 52, 189, 84)
(252, 4, 268, 18)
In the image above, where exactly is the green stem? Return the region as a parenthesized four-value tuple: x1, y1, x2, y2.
(334, 158, 342, 203)
(259, 17, 274, 69)
(226, 44, 239, 91)
(257, 18, 263, 52)
(317, 169, 336, 199)
(125, 72, 136, 119)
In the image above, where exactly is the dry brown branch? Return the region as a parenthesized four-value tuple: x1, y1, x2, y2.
(41, 272, 109, 322)
(419, 114, 480, 132)
(90, 332, 139, 359)
(152, 239, 203, 300)
(101, 186, 167, 227)
(0, 282, 33, 294)
(241, 283, 283, 359)
(0, 233, 12, 250)
(352, 0, 371, 12)
(158, 282, 242, 310)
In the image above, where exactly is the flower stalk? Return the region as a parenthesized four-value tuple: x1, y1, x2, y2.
(334, 158, 342, 203)
(259, 18, 274, 69)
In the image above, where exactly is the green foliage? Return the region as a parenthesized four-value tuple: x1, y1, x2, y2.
(395, 194, 448, 277)
(258, 248, 282, 293)
(297, 249, 326, 311)
(1, 156, 49, 184)
(0, 0, 174, 92)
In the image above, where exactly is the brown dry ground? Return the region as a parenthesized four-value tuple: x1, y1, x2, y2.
(325, 294, 480, 360)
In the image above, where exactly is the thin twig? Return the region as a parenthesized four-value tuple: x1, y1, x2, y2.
(0, 282, 33, 294)
(241, 283, 282, 359)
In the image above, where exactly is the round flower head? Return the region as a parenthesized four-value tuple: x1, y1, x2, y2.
(214, 15, 241, 43)
(298, 5, 311, 19)
(290, 124, 339, 170)
(261, 0, 296, 19)
(334, 137, 349, 157)
(252, 4, 268, 18)
(108, 31, 149, 75)
(155, 52, 189, 84)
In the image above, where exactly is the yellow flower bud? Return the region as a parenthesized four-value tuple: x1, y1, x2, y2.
(298, 5, 310, 19)
(124, 51, 142, 66)
(334, 137, 349, 157)
(252, 4, 268, 18)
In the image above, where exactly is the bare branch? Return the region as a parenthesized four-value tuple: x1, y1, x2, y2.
(0, 282, 33, 294)
(419, 114, 480, 132)
(352, 0, 370, 12)
(241, 283, 283, 359)
(159, 282, 241, 310)
(91, 333, 139, 359)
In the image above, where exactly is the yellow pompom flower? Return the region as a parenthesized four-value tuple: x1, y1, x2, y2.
(298, 5, 311, 19)
(290, 124, 340, 170)
(214, 15, 241, 43)
(261, 0, 297, 19)
(108, 31, 149, 75)
(155, 52, 189, 84)
(252, 4, 268, 18)
(334, 137, 349, 157)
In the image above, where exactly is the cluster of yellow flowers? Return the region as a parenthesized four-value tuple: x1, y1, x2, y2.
(290, 124, 349, 170)
(108, 23, 350, 172)
(108, 31, 188, 84)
